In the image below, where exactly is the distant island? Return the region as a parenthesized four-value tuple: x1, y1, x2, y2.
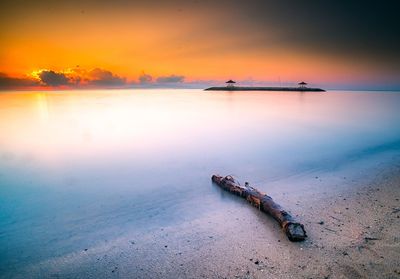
(205, 80, 326, 92)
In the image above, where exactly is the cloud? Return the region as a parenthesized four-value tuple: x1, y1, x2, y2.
(0, 73, 39, 88)
(139, 72, 152, 84)
(1, 68, 129, 89)
(156, 75, 185, 83)
(1, 69, 190, 90)
(38, 70, 70, 86)
(26, 68, 128, 88)
(135, 73, 185, 87)
(86, 68, 126, 86)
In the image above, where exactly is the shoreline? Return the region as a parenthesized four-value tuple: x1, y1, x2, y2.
(9, 154, 400, 279)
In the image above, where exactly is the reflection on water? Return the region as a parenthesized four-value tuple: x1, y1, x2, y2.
(0, 89, 400, 273)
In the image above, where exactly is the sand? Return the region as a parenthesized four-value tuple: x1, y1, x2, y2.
(10, 155, 400, 279)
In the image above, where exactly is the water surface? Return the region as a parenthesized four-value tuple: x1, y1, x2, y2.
(1, 89, 400, 275)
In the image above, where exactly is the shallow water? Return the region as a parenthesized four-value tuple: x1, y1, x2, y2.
(0, 89, 400, 275)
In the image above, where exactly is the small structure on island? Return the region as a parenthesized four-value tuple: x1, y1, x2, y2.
(226, 79, 236, 88)
(298, 81, 307, 88)
(204, 80, 325, 92)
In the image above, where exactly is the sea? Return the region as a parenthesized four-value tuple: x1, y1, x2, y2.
(1, 89, 399, 277)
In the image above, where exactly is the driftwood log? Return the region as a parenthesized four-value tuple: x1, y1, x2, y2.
(212, 175, 307, 242)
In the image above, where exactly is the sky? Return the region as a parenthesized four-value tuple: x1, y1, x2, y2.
(1, 0, 399, 90)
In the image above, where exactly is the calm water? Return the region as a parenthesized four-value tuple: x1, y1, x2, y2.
(1, 89, 400, 275)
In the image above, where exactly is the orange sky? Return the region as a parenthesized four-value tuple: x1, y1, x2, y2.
(1, 1, 399, 89)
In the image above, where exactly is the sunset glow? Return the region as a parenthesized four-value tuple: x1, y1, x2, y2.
(1, 1, 399, 89)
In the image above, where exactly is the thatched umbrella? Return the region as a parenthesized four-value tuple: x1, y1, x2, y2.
(226, 79, 236, 88)
(298, 81, 307, 88)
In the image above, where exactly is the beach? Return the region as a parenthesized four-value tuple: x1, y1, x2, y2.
(0, 90, 399, 278)
(5, 152, 397, 279)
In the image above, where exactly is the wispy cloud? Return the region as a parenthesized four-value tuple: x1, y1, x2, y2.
(156, 75, 185, 83)
(86, 68, 126, 87)
(0, 73, 39, 88)
(138, 72, 152, 84)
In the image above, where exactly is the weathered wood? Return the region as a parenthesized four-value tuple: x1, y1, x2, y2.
(212, 174, 307, 242)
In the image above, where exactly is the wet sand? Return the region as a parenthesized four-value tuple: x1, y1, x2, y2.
(12, 154, 400, 279)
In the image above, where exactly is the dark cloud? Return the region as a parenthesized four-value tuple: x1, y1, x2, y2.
(2, 0, 399, 64)
(240, 1, 400, 59)
(39, 70, 70, 86)
(156, 75, 184, 83)
(0, 73, 39, 88)
(87, 68, 126, 86)
(174, 0, 398, 72)
(139, 73, 152, 84)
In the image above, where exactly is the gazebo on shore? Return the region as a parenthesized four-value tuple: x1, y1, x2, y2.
(298, 81, 307, 88)
(226, 79, 236, 88)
